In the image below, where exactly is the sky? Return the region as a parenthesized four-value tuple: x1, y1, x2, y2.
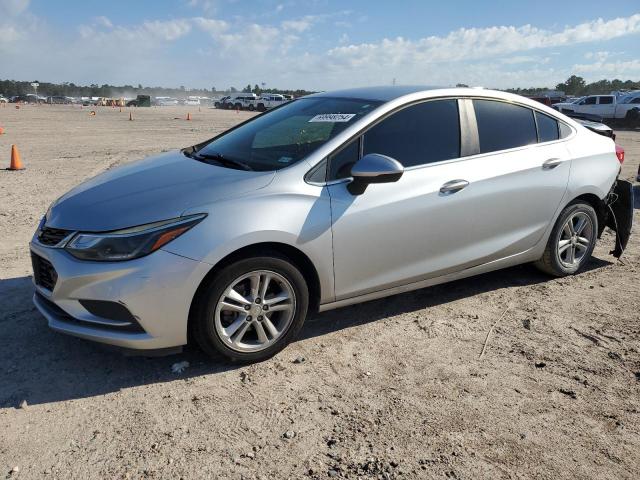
(1, 0, 640, 91)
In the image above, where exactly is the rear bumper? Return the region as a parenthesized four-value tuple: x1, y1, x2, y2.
(606, 179, 634, 258)
(30, 241, 211, 350)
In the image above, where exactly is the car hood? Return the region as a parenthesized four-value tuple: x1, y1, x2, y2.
(46, 150, 275, 231)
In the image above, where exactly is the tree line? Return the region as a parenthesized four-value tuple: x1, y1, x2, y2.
(0, 79, 315, 99)
(1, 76, 639, 99)
(506, 75, 640, 96)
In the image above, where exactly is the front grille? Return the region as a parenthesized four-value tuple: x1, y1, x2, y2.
(38, 227, 71, 246)
(31, 253, 58, 291)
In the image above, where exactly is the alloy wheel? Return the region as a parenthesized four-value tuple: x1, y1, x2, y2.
(557, 211, 593, 268)
(214, 270, 296, 352)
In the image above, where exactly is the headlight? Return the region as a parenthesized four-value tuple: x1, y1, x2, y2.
(65, 214, 206, 261)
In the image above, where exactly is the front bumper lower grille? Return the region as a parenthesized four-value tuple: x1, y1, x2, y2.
(31, 253, 58, 291)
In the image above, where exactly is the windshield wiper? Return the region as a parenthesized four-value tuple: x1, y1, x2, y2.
(194, 152, 254, 171)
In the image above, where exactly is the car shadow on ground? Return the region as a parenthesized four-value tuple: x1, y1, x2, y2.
(633, 185, 640, 209)
(0, 258, 613, 408)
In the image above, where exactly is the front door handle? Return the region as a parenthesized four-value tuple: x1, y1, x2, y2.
(440, 179, 469, 195)
(542, 158, 563, 170)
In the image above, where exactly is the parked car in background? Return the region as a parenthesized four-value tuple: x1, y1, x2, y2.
(0, 95, 8, 103)
(10, 94, 44, 104)
(155, 97, 179, 106)
(46, 96, 72, 104)
(214, 96, 230, 108)
(570, 116, 616, 140)
(30, 86, 632, 362)
(254, 94, 289, 111)
(527, 95, 566, 106)
(185, 97, 201, 106)
(553, 93, 640, 125)
(126, 95, 151, 107)
(225, 93, 258, 110)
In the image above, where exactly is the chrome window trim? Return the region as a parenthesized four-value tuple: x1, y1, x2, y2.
(304, 93, 578, 185)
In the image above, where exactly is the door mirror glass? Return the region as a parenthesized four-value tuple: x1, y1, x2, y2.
(348, 153, 404, 195)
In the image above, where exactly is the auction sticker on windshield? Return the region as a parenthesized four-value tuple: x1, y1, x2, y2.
(308, 113, 356, 122)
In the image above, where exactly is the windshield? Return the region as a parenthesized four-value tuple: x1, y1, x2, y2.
(196, 97, 382, 171)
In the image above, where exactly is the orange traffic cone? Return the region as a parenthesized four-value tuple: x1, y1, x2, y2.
(8, 144, 24, 170)
(129, 112, 133, 121)
(186, 112, 191, 121)
(0, 127, 4, 135)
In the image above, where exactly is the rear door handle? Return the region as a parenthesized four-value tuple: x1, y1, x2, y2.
(440, 179, 469, 195)
(542, 158, 563, 170)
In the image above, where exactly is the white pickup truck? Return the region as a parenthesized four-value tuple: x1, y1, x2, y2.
(553, 92, 640, 123)
(253, 94, 289, 111)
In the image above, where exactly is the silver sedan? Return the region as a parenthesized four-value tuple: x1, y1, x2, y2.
(30, 86, 632, 362)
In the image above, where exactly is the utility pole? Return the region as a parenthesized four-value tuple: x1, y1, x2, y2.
(31, 82, 40, 104)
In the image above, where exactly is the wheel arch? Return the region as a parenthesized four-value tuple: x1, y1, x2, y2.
(187, 242, 322, 341)
(570, 192, 608, 237)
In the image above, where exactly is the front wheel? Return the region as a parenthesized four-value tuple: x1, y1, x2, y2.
(192, 254, 309, 362)
(535, 201, 598, 276)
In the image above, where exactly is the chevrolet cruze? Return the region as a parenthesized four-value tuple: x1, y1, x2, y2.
(31, 86, 632, 362)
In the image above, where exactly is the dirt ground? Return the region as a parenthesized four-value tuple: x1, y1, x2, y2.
(1, 104, 639, 480)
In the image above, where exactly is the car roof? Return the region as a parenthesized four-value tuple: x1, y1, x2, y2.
(306, 86, 444, 102)
(303, 85, 576, 126)
(305, 86, 548, 106)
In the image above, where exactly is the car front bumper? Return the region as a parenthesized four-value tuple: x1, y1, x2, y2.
(30, 240, 211, 350)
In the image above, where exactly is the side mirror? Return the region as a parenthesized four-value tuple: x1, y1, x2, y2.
(348, 153, 404, 195)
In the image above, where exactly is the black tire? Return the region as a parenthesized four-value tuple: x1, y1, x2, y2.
(192, 253, 309, 363)
(535, 201, 598, 277)
(625, 108, 640, 127)
(257, 103, 266, 112)
(248, 104, 255, 111)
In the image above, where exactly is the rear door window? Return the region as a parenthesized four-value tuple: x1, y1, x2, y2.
(473, 99, 537, 153)
(598, 96, 614, 105)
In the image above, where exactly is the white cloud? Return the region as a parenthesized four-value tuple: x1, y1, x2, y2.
(143, 19, 192, 41)
(2, 6, 640, 91)
(94, 16, 113, 29)
(281, 15, 317, 33)
(573, 59, 640, 77)
(187, 0, 216, 14)
(323, 14, 640, 71)
(193, 16, 229, 35)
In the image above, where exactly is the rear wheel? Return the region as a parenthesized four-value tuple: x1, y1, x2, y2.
(535, 201, 598, 276)
(192, 254, 309, 362)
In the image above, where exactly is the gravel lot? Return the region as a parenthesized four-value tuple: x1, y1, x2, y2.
(1, 104, 639, 480)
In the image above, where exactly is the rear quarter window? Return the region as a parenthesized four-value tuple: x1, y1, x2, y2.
(535, 111, 559, 143)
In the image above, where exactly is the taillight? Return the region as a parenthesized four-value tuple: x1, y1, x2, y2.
(615, 144, 625, 164)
